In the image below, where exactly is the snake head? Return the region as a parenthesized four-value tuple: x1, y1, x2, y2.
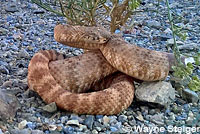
(84, 33, 109, 44)
(83, 27, 111, 44)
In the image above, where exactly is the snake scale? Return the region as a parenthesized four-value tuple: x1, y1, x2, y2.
(28, 24, 180, 115)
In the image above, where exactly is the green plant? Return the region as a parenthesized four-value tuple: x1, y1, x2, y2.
(31, 0, 141, 33)
(166, 0, 200, 91)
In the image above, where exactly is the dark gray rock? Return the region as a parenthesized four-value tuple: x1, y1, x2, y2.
(5, 5, 18, 13)
(140, 106, 149, 115)
(0, 89, 20, 121)
(118, 115, 127, 123)
(0, 66, 9, 74)
(2, 80, 13, 88)
(157, 33, 172, 41)
(33, 10, 45, 14)
(182, 89, 199, 103)
(148, 109, 156, 115)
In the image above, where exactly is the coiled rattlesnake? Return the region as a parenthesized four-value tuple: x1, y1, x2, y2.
(28, 24, 180, 115)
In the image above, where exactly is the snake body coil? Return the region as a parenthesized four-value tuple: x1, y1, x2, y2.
(28, 24, 181, 115)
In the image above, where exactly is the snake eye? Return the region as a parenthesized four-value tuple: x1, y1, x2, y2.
(95, 37, 99, 40)
(87, 36, 90, 39)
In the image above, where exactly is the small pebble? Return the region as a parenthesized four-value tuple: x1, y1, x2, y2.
(103, 116, 110, 125)
(110, 126, 118, 132)
(84, 115, 94, 129)
(92, 129, 98, 134)
(118, 115, 127, 123)
(48, 124, 57, 131)
(42, 102, 57, 113)
(66, 120, 79, 127)
(63, 126, 75, 134)
(18, 120, 27, 129)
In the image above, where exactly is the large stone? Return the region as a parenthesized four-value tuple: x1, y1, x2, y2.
(135, 81, 175, 107)
(0, 89, 20, 121)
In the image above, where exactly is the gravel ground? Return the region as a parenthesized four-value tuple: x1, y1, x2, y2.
(0, 0, 200, 134)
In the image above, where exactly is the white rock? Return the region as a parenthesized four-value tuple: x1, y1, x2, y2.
(48, 124, 57, 131)
(103, 116, 110, 125)
(92, 129, 98, 134)
(66, 120, 79, 126)
(185, 57, 195, 64)
(18, 120, 27, 129)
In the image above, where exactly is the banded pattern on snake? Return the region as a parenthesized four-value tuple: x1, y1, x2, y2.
(28, 24, 180, 115)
